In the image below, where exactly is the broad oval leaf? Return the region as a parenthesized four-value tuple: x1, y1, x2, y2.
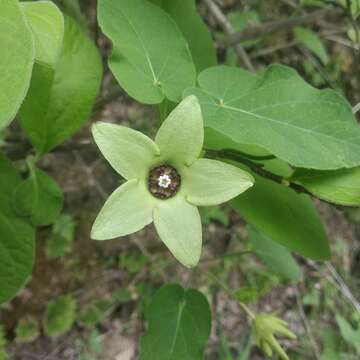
(185, 65, 360, 170)
(247, 225, 301, 281)
(0, 215, 35, 305)
(98, 0, 196, 104)
(15, 163, 64, 226)
(292, 167, 360, 206)
(44, 295, 77, 337)
(140, 284, 211, 360)
(231, 174, 330, 260)
(20, 15, 102, 156)
(0, 0, 34, 130)
(149, 0, 216, 73)
(20, 0, 64, 67)
(0, 153, 35, 304)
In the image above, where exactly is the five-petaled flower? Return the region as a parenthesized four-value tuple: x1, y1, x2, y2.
(91, 96, 254, 267)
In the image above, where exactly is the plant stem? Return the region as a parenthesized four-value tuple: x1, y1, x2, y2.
(205, 148, 314, 198)
(353, 102, 360, 114)
(221, 7, 342, 47)
(205, 148, 276, 161)
(208, 272, 255, 321)
(200, 250, 254, 263)
(295, 286, 321, 360)
(203, 0, 255, 72)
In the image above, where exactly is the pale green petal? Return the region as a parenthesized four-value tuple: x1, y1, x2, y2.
(91, 180, 154, 240)
(273, 323, 297, 339)
(276, 327, 297, 340)
(185, 159, 254, 206)
(153, 196, 202, 267)
(92, 122, 160, 180)
(261, 340, 273, 357)
(269, 335, 289, 360)
(155, 95, 203, 167)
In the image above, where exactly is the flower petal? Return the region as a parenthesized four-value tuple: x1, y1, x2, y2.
(185, 159, 254, 206)
(92, 122, 159, 180)
(155, 95, 203, 167)
(91, 180, 154, 240)
(153, 196, 202, 267)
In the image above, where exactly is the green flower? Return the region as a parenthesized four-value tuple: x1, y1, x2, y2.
(91, 96, 254, 267)
(252, 313, 297, 360)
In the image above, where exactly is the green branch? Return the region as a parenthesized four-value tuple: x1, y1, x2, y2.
(205, 148, 321, 199)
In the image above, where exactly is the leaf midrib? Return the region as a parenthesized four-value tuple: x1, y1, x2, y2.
(218, 102, 360, 149)
(169, 299, 186, 357)
(116, 6, 158, 83)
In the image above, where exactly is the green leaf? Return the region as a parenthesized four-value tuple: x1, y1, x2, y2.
(60, 0, 87, 28)
(234, 287, 259, 304)
(20, 1, 64, 67)
(0, 153, 22, 216)
(338, 0, 360, 19)
(336, 314, 360, 354)
(228, 10, 260, 34)
(294, 27, 329, 64)
(45, 214, 75, 258)
(292, 167, 360, 206)
(15, 316, 40, 343)
(140, 284, 211, 360)
(15, 162, 63, 226)
(225, 11, 260, 66)
(0, 153, 35, 305)
(97, 0, 196, 104)
(185, 65, 360, 170)
(44, 295, 77, 337)
(347, 28, 359, 43)
(80, 300, 113, 328)
(45, 233, 72, 259)
(320, 329, 341, 360)
(247, 225, 301, 281)
(0, 215, 35, 305)
(20, 15, 102, 156)
(88, 329, 104, 354)
(119, 251, 148, 273)
(112, 288, 132, 303)
(0, 0, 34, 130)
(231, 175, 330, 260)
(228, 11, 259, 47)
(52, 213, 75, 240)
(149, 0, 216, 72)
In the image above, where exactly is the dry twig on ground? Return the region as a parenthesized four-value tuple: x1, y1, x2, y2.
(203, 0, 255, 72)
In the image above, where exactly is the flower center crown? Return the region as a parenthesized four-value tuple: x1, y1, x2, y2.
(148, 165, 181, 199)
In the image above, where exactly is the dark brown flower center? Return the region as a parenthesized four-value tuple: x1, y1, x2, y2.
(148, 165, 181, 199)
